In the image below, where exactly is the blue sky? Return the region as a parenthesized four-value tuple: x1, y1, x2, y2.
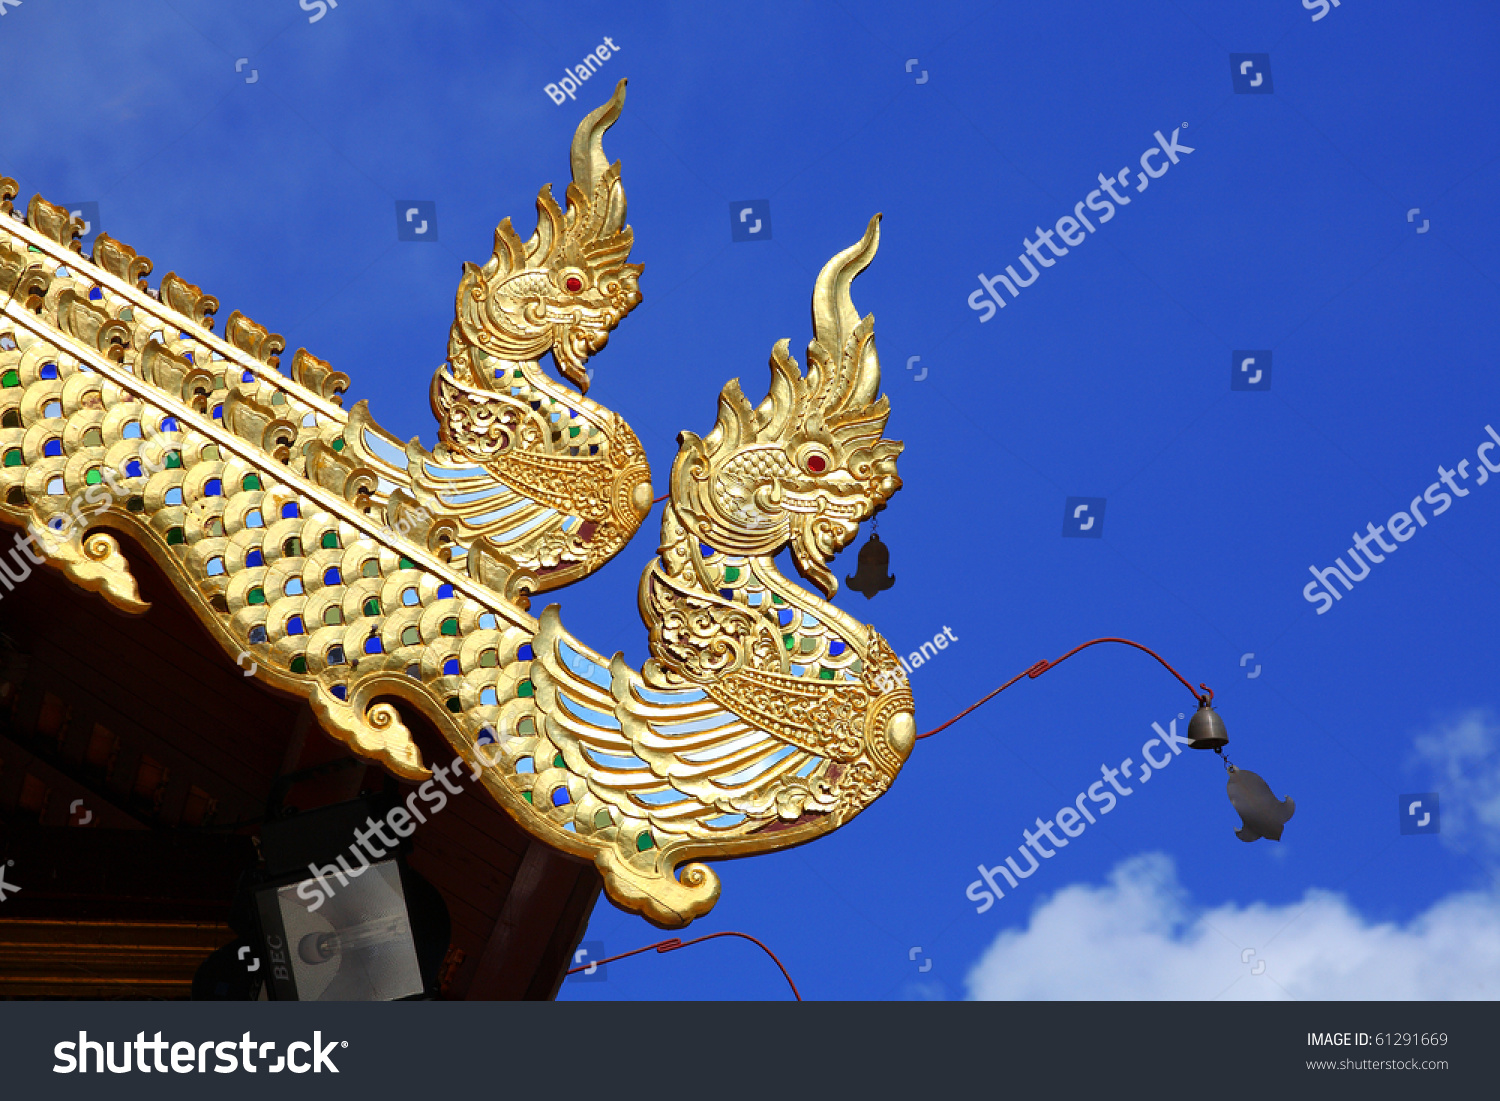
(11, 0, 1500, 999)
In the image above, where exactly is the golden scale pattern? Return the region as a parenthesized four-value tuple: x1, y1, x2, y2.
(0, 81, 916, 927)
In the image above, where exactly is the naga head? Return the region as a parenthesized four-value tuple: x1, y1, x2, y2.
(670, 215, 903, 598)
(451, 79, 642, 393)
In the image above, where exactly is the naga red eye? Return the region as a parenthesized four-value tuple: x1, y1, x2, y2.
(564, 276, 584, 293)
(806, 454, 826, 473)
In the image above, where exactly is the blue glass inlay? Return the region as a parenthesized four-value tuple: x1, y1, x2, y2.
(40, 363, 57, 380)
(443, 658, 460, 676)
(88, 287, 103, 301)
(828, 639, 846, 656)
(330, 684, 347, 700)
(206, 557, 225, 576)
(205, 478, 222, 496)
(248, 626, 267, 644)
(517, 643, 534, 661)
(699, 543, 716, 558)
(438, 583, 454, 599)
(125, 459, 142, 477)
(287, 616, 304, 635)
(43, 439, 62, 458)
(281, 502, 299, 519)
(364, 635, 383, 655)
(719, 588, 734, 600)
(160, 416, 178, 432)
(778, 608, 795, 627)
(242, 370, 255, 383)
(245, 549, 263, 567)
(551, 787, 570, 807)
(323, 567, 341, 586)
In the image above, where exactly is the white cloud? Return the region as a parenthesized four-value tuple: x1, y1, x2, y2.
(965, 853, 1500, 1000)
(1412, 708, 1500, 858)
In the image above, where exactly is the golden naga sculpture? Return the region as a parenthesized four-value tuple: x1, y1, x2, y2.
(0, 78, 913, 927)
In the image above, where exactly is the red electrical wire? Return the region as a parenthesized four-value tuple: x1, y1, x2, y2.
(565, 930, 802, 1000)
(652, 492, 669, 504)
(917, 637, 1211, 741)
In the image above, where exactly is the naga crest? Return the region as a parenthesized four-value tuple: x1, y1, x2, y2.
(669, 215, 903, 599)
(449, 78, 642, 392)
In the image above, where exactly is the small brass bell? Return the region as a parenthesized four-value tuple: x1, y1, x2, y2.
(1186, 697, 1229, 750)
(845, 532, 895, 599)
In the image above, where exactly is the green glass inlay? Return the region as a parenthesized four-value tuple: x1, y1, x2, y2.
(84, 468, 102, 485)
(242, 474, 262, 491)
(522, 791, 533, 804)
(0, 371, 17, 388)
(289, 656, 308, 674)
(772, 593, 785, 605)
(363, 597, 380, 617)
(783, 634, 795, 651)
(568, 426, 580, 438)
(518, 716, 535, 736)
(166, 527, 185, 545)
(513, 369, 524, 379)
(479, 649, 498, 668)
(440, 617, 458, 637)
(165, 451, 182, 469)
(636, 833, 655, 852)
(400, 626, 420, 646)
(247, 587, 265, 605)
(553, 753, 565, 769)
(517, 679, 535, 698)
(818, 667, 835, 680)
(594, 809, 611, 829)
(320, 532, 340, 549)
(2, 449, 21, 468)
(361, 559, 378, 578)
(126, 495, 144, 512)
(332, 438, 346, 452)
(446, 696, 461, 713)
(723, 566, 741, 583)
(399, 556, 416, 570)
